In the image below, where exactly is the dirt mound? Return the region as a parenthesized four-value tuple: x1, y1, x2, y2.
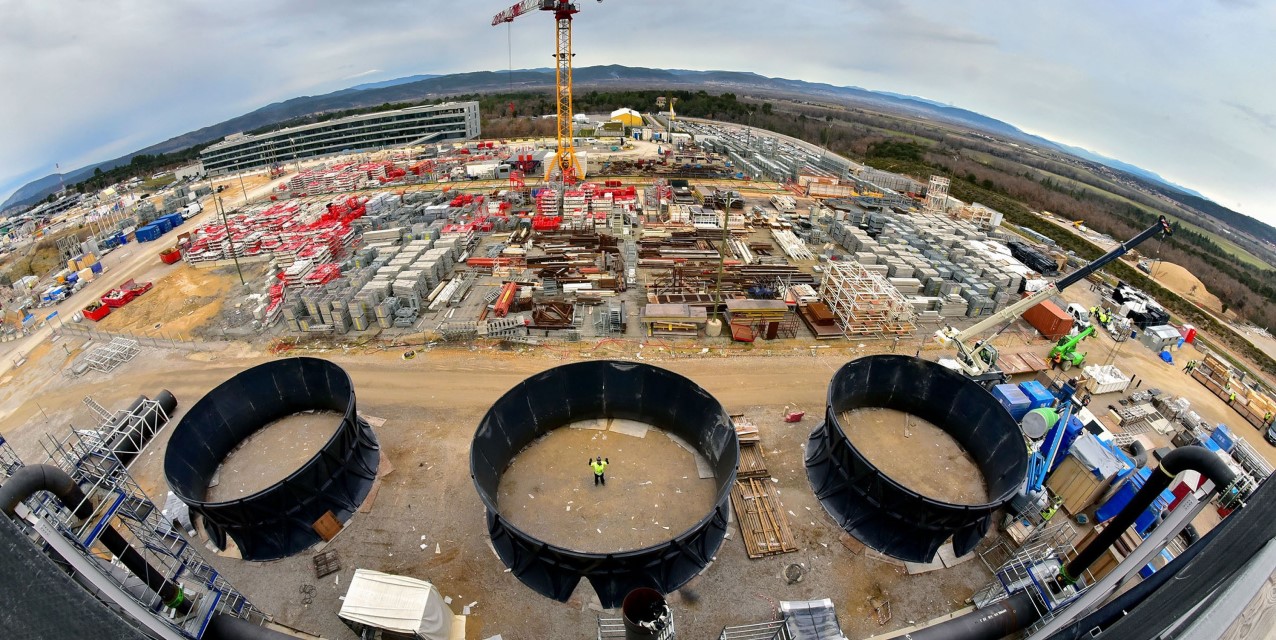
(1151, 261, 1225, 314)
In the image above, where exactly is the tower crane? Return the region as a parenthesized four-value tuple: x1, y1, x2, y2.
(935, 215, 1171, 385)
(492, 0, 600, 182)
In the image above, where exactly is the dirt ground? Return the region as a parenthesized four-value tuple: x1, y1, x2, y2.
(90, 264, 240, 337)
(839, 408, 988, 505)
(498, 423, 716, 553)
(0, 343, 998, 640)
(207, 411, 342, 502)
(1, 266, 1272, 640)
(213, 173, 277, 209)
(1043, 283, 1276, 467)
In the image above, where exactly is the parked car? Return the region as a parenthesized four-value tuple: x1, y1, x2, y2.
(1066, 303, 1091, 329)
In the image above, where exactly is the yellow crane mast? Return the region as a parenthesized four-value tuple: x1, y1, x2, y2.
(492, 0, 601, 182)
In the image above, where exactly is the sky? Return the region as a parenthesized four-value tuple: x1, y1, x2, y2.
(3, 0, 1275, 229)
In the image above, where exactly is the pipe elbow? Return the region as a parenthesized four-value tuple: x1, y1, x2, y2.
(0, 464, 91, 520)
(1161, 445, 1235, 490)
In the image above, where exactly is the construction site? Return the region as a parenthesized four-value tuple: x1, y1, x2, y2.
(2, 3, 1276, 640)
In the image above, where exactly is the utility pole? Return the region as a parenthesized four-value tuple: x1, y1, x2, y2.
(238, 171, 250, 207)
(214, 194, 245, 285)
(713, 192, 732, 324)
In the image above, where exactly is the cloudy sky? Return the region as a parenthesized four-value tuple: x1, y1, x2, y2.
(3, 0, 1275, 227)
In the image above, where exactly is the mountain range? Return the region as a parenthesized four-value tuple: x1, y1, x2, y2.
(0, 65, 1228, 216)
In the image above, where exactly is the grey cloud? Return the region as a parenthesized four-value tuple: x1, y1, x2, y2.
(1224, 101, 1276, 132)
(1, 2, 1274, 225)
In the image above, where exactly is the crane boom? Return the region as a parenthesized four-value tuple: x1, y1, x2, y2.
(937, 215, 1172, 379)
(491, 0, 547, 25)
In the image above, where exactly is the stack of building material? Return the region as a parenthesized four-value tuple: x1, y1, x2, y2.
(725, 300, 796, 341)
(771, 228, 813, 260)
(730, 477, 798, 559)
(640, 304, 707, 337)
(818, 261, 916, 338)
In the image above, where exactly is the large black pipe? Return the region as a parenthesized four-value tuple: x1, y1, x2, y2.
(1047, 519, 1221, 640)
(109, 390, 178, 467)
(1060, 445, 1234, 585)
(205, 611, 297, 640)
(471, 360, 737, 607)
(0, 464, 191, 613)
(894, 591, 1040, 640)
(165, 358, 379, 561)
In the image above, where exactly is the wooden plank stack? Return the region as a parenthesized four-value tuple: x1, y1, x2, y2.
(732, 416, 769, 479)
(730, 477, 799, 559)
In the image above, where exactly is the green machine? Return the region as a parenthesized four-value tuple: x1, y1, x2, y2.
(1049, 325, 1095, 370)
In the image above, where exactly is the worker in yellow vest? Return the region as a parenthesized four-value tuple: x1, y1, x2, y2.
(590, 456, 609, 486)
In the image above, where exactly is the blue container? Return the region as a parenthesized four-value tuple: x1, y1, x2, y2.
(135, 225, 161, 242)
(66, 272, 79, 284)
(90, 262, 104, 274)
(155, 218, 174, 234)
(1210, 424, 1235, 453)
(1018, 381, 1054, 410)
(992, 383, 1032, 421)
(165, 213, 185, 227)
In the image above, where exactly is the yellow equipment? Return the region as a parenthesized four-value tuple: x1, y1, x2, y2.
(492, 0, 602, 182)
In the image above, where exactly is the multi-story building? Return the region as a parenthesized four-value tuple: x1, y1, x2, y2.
(200, 101, 480, 175)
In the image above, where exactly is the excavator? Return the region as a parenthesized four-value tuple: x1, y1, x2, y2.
(936, 215, 1171, 386)
(1049, 325, 1095, 370)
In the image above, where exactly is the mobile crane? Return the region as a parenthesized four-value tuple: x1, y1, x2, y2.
(935, 215, 1171, 385)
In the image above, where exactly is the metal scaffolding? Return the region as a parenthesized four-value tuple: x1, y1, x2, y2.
(0, 432, 24, 480)
(84, 337, 141, 373)
(924, 175, 950, 213)
(818, 262, 916, 338)
(23, 416, 265, 639)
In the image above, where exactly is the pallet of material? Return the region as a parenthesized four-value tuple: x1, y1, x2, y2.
(730, 477, 798, 558)
(733, 419, 760, 443)
(997, 352, 1049, 375)
(798, 303, 845, 340)
(737, 443, 769, 479)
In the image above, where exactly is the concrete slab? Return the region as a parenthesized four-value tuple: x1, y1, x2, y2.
(904, 556, 946, 575)
(608, 418, 649, 438)
(937, 542, 976, 568)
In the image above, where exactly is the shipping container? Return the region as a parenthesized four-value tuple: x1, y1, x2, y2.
(1022, 299, 1073, 340)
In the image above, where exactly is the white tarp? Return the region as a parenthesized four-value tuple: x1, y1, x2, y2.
(1069, 432, 1127, 480)
(339, 569, 453, 640)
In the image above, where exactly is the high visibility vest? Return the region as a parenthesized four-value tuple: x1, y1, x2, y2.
(591, 460, 607, 475)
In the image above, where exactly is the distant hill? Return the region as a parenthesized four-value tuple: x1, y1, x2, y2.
(348, 74, 440, 91)
(1, 64, 1266, 241)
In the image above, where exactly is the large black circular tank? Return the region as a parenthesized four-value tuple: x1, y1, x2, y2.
(805, 355, 1028, 563)
(471, 360, 738, 608)
(163, 358, 379, 561)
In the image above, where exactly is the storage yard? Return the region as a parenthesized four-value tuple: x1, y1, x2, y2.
(2, 113, 1275, 640)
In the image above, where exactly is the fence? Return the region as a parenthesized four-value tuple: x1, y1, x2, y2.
(61, 323, 222, 351)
